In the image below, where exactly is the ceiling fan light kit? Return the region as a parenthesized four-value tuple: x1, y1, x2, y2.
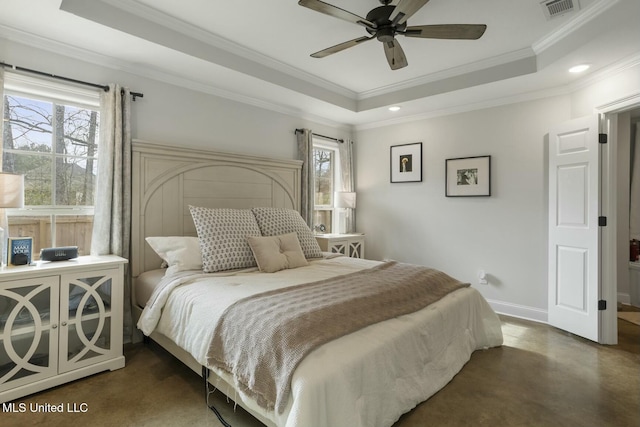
(299, 0, 487, 70)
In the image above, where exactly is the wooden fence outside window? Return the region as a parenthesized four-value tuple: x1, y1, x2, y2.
(8, 216, 93, 260)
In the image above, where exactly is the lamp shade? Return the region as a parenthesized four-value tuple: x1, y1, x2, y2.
(0, 173, 25, 208)
(335, 192, 356, 209)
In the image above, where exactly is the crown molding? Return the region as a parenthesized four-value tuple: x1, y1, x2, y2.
(355, 86, 571, 131)
(0, 24, 136, 75)
(69, 0, 357, 100)
(532, 0, 619, 54)
(0, 24, 349, 130)
(568, 52, 640, 93)
(3, 0, 636, 132)
(358, 48, 536, 100)
(596, 93, 640, 114)
(356, 51, 640, 130)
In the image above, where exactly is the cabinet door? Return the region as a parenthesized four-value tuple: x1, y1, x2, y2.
(348, 239, 364, 259)
(0, 276, 59, 392)
(59, 268, 123, 373)
(329, 240, 348, 255)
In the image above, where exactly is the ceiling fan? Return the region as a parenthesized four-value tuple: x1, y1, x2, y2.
(298, 0, 487, 70)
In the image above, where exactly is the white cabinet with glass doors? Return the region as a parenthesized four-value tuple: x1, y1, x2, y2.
(315, 233, 365, 259)
(0, 255, 126, 402)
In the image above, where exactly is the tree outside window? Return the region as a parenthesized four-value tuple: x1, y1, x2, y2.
(2, 94, 99, 257)
(313, 145, 338, 233)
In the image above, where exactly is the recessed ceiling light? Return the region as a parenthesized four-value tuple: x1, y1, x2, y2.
(388, 106, 401, 112)
(569, 64, 590, 73)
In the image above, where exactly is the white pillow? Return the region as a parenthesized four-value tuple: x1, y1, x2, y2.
(145, 236, 202, 276)
(247, 232, 309, 273)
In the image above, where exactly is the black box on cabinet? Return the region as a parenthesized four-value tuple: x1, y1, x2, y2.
(40, 246, 78, 262)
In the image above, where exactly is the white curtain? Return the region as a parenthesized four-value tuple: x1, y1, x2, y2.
(297, 129, 314, 226)
(0, 69, 4, 169)
(339, 139, 356, 233)
(0, 70, 4, 263)
(631, 123, 640, 239)
(91, 84, 133, 341)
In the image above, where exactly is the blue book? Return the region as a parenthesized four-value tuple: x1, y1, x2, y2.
(7, 237, 33, 266)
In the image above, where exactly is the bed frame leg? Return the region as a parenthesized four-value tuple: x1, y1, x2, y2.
(202, 366, 232, 427)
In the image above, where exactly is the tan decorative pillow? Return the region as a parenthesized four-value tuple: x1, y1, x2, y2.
(247, 232, 309, 273)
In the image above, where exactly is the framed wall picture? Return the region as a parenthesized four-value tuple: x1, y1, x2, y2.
(7, 236, 33, 266)
(445, 155, 491, 197)
(390, 142, 422, 183)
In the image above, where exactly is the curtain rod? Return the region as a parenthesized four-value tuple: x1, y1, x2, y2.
(294, 128, 343, 143)
(0, 61, 144, 101)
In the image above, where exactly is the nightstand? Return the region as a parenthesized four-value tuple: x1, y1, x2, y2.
(0, 255, 127, 403)
(315, 233, 365, 258)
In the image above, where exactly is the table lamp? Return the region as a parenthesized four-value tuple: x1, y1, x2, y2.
(0, 173, 25, 266)
(335, 191, 356, 234)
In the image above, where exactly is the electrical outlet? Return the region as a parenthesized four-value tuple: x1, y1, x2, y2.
(478, 270, 488, 285)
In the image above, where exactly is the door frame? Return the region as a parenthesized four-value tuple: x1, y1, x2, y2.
(597, 94, 640, 344)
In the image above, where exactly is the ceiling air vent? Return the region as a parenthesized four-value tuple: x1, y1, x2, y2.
(540, 0, 579, 20)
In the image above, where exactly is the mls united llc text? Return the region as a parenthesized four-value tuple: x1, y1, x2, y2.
(2, 402, 89, 413)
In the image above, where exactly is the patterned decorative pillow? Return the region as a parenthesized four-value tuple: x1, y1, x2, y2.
(251, 207, 323, 259)
(189, 206, 261, 273)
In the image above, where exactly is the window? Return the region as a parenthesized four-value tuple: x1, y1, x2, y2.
(312, 140, 340, 233)
(2, 74, 100, 258)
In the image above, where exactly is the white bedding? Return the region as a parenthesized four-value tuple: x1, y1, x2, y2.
(137, 256, 503, 427)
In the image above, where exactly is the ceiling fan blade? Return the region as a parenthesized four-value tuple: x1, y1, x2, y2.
(404, 24, 487, 40)
(311, 36, 374, 58)
(389, 0, 431, 26)
(383, 38, 408, 70)
(298, 0, 375, 30)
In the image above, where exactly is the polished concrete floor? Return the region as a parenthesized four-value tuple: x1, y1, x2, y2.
(3, 313, 639, 427)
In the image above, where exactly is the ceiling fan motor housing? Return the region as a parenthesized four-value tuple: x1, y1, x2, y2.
(365, 6, 407, 42)
(298, 0, 487, 71)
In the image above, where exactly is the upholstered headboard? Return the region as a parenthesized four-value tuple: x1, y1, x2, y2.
(131, 140, 302, 278)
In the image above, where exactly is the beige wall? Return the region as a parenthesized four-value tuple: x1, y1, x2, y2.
(3, 33, 639, 320)
(355, 96, 571, 319)
(355, 62, 640, 320)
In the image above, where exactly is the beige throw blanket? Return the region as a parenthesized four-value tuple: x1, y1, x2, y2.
(207, 261, 469, 414)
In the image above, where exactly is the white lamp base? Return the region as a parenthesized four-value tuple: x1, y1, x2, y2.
(0, 225, 6, 267)
(0, 208, 9, 266)
(336, 209, 347, 234)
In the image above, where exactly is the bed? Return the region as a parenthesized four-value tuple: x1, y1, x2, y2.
(131, 140, 503, 427)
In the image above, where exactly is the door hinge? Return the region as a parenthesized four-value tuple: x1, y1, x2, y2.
(599, 133, 607, 144)
(598, 300, 607, 310)
(598, 216, 607, 226)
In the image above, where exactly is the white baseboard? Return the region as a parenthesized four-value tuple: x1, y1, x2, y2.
(617, 292, 631, 305)
(486, 299, 548, 324)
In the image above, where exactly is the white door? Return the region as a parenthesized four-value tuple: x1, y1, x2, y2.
(548, 115, 601, 342)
